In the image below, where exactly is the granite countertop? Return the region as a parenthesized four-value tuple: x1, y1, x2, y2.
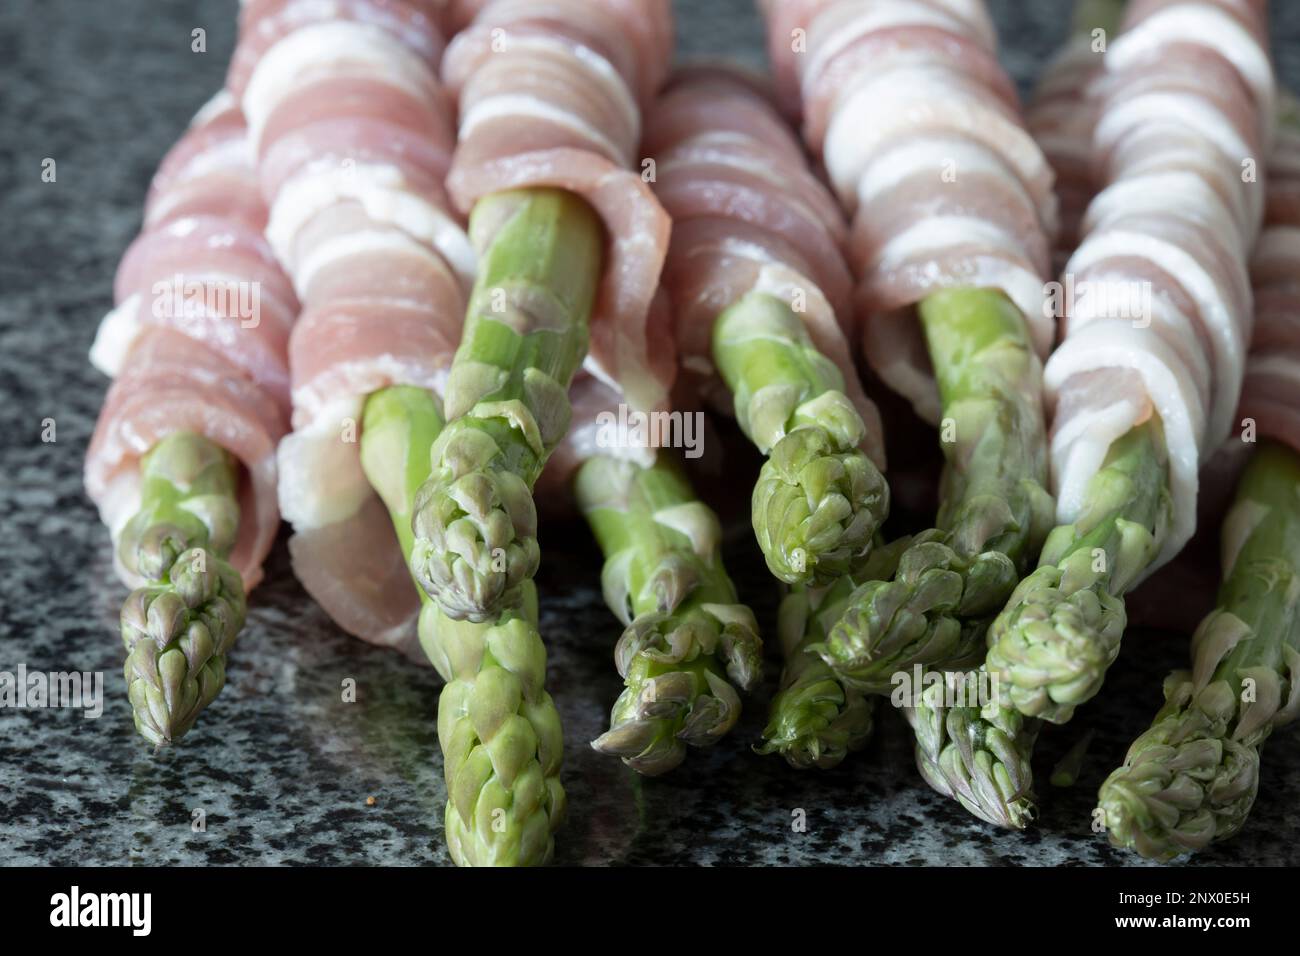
(2, 0, 1298, 867)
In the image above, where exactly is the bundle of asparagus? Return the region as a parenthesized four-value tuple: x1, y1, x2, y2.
(86, 91, 298, 745)
(756, 2, 1057, 824)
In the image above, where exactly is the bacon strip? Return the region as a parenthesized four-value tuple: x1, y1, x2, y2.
(1239, 97, 1300, 456)
(441, 0, 676, 416)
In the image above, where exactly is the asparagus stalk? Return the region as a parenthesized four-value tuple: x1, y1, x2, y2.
(410, 188, 603, 623)
(825, 289, 1054, 825)
(362, 386, 565, 866)
(117, 432, 246, 746)
(712, 291, 889, 587)
(812, 289, 1055, 688)
(1097, 441, 1300, 861)
(756, 536, 913, 768)
(575, 454, 762, 774)
(986, 418, 1173, 723)
(901, 0, 1129, 821)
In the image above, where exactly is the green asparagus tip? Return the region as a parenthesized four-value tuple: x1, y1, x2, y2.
(755, 678, 876, 771)
(984, 565, 1127, 723)
(907, 677, 1039, 829)
(121, 547, 245, 746)
(591, 606, 761, 775)
(753, 424, 890, 585)
(985, 419, 1170, 723)
(410, 187, 602, 623)
(410, 439, 540, 623)
(711, 291, 889, 587)
(756, 581, 879, 769)
(812, 530, 1003, 692)
(1096, 679, 1260, 862)
(115, 432, 245, 745)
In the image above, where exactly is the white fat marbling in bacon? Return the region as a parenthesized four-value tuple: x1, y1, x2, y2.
(760, 0, 997, 120)
(229, 0, 446, 100)
(760, 0, 1056, 427)
(1046, 0, 1275, 574)
(85, 93, 297, 592)
(234, 0, 468, 654)
(644, 66, 885, 469)
(442, 0, 676, 417)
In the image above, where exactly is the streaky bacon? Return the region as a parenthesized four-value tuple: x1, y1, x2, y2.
(760, 0, 1056, 427)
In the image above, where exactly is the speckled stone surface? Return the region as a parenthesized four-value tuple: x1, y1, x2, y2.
(2, 0, 1299, 867)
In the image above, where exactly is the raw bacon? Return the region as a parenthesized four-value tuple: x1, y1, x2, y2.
(1130, 102, 1300, 630)
(1238, 97, 1300, 456)
(1027, 27, 1108, 270)
(85, 92, 295, 593)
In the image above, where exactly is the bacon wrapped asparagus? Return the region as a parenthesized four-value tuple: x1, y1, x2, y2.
(646, 66, 888, 589)
(903, 0, 1126, 827)
(988, 0, 1276, 724)
(85, 92, 297, 745)
(406, 0, 675, 624)
(632, 65, 888, 764)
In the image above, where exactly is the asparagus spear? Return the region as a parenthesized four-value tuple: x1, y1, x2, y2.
(711, 292, 889, 587)
(362, 386, 565, 866)
(756, 575, 877, 770)
(811, 289, 1055, 688)
(410, 188, 603, 623)
(117, 432, 246, 746)
(575, 454, 762, 774)
(1097, 441, 1300, 861)
(986, 418, 1173, 723)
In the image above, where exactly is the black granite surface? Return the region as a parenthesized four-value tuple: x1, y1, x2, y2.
(2, 0, 1299, 867)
